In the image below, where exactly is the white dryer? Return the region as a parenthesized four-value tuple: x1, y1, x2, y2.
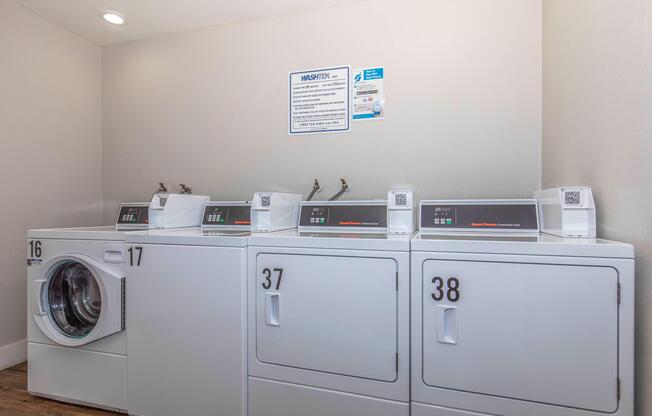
(247, 191, 414, 416)
(125, 193, 301, 416)
(410, 199, 635, 416)
(27, 193, 209, 412)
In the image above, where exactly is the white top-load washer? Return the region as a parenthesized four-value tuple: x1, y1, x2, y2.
(125, 193, 301, 416)
(27, 192, 209, 412)
(247, 190, 414, 416)
(410, 199, 635, 416)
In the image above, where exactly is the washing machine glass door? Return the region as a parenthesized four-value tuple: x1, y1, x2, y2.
(34, 255, 124, 347)
(47, 261, 102, 338)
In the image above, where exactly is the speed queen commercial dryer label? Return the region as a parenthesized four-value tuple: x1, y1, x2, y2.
(289, 66, 351, 135)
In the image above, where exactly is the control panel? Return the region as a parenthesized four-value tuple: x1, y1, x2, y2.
(202, 203, 251, 228)
(116, 203, 150, 229)
(420, 200, 539, 232)
(299, 202, 387, 229)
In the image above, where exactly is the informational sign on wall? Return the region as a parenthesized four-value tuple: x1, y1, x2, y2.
(353, 67, 384, 120)
(289, 66, 351, 135)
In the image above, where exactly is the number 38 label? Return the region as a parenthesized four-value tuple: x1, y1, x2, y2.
(431, 277, 461, 302)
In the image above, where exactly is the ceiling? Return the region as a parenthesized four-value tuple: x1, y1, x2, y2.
(14, 0, 361, 45)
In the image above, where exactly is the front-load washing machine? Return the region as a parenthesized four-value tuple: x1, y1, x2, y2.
(27, 226, 134, 412)
(247, 191, 414, 416)
(27, 193, 209, 412)
(410, 199, 635, 416)
(125, 193, 301, 416)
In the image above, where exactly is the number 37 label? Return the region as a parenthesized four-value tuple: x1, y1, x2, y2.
(261, 268, 284, 290)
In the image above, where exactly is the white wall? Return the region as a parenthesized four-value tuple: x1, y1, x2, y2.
(0, 0, 103, 367)
(543, 1, 652, 414)
(102, 0, 542, 222)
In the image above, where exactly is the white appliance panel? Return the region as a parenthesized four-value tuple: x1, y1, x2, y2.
(411, 402, 488, 416)
(249, 378, 409, 416)
(126, 243, 246, 416)
(421, 258, 618, 412)
(255, 253, 398, 382)
(28, 339, 126, 412)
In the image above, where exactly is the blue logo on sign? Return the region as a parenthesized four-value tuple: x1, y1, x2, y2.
(363, 68, 384, 80)
(301, 72, 330, 82)
(354, 73, 361, 83)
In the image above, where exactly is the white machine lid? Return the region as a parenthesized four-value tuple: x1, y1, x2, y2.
(248, 229, 411, 251)
(126, 227, 249, 247)
(28, 226, 127, 241)
(411, 232, 634, 258)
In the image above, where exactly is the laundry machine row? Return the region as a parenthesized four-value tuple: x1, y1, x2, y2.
(125, 190, 414, 416)
(27, 187, 634, 416)
(245, 189, 633, 416)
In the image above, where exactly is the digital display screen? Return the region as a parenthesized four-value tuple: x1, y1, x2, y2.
(421, 204, 538, 230)
(117, 206, 149, 225)
(299, 205, 387, 228)
(202, 205, 251, 226)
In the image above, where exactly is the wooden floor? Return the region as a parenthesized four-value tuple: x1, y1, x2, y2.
(0, 363, 121, 415)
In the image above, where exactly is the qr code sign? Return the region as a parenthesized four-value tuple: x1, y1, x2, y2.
(260, 195, 271, 207)
(564, 191, 581, 206)
(394, 193, 407, 207)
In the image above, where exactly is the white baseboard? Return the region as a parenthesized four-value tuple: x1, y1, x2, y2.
(0, 339, 27, 371)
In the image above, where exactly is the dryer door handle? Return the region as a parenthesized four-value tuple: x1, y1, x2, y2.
(265, 293, 280, 327)
(436, 305, 457, 344)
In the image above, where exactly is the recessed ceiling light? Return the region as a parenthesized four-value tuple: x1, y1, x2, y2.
(100, 11, 126, 26)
